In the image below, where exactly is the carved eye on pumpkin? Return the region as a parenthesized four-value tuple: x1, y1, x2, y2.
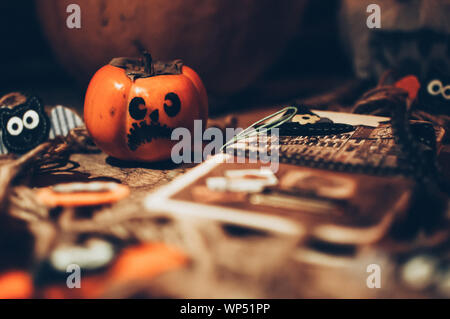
(129, 97, 147, 120)
(164, 92, 181, 117)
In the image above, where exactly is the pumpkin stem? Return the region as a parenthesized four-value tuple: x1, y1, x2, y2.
(143, 51, 153, 75)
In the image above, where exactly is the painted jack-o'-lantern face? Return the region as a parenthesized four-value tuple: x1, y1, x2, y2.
(84, 53, 208, 162)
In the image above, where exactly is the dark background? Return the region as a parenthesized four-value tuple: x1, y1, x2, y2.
(0, 0, 350, 114)
(0, 1, 84, 108)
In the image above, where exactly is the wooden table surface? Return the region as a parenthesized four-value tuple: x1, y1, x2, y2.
(41, 109, 450, 297)
(2, 105, 448, 298)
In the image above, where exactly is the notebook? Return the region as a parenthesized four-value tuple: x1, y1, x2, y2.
(144, 110, 444, 245)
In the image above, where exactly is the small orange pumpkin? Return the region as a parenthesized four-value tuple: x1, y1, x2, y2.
(84, 53, 208, 162)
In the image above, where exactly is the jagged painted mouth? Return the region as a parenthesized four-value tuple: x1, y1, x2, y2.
(127, 120, 173, 151)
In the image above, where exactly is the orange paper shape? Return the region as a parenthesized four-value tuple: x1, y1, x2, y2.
(0, 271, 33, 299)
(35, 182, 130, 207)
(43, 243, 188, 299)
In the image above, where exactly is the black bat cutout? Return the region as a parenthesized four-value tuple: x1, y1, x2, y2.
(0, 96, 50, 154)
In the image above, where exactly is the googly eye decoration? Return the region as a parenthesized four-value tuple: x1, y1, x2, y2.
(442, 85, 450, 101)
(6, 116, 23, 136)
(426, 79, 450, 100)
(23, 110, 40, 130)
(427, 79, 443, 96)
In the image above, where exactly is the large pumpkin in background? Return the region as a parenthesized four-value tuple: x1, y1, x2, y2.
(35, 0, 307, 97)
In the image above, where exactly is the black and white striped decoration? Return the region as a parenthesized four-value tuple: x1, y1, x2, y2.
(48, 105, 84, 139)
(0, 133, 7, 155)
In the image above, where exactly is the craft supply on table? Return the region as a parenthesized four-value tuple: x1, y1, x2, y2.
(35, 181, 130, 207)
(39, 243, 188, 299)
(145, 106, 447, 249)
(49, 238, 116, 272)
(225, 107, 444, 177)
(0, 271, 33, 299)
(206, 168, 278, 193)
